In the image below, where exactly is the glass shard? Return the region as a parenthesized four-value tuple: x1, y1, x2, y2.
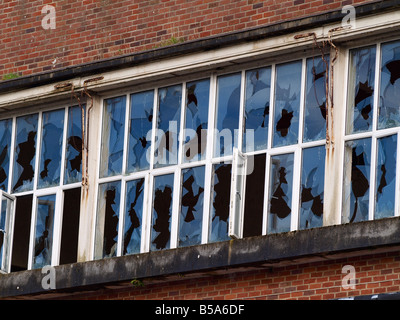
(244, 67, 271, 152)
(209, 163, 232, 242)
(273, 61, 302, 147)
(151, 174, 174, 250)
(154, 85, 182, 168)
(342, 138, 371, 223)
(346, 46, 376, 134)
(65, 105, 85, 185)
(124, 178, 145, 255)
(38, 109, 65, 189)
(95, 181, 121, 259)
(12, 114, 38, 193)
(0, 119, 12, 191)
(127, 91, 154, 173)
(215, 73, 241, 157)
(33, 194, 56, 269)
(179, 166, 205, 247)
(100, 96, 126, 178)
(300, 146, 325, 229)
(379, 40, 400, 129)
(375, 135, 397, 219)
(303, 56, 329, 142)
(268, 153, 294, 233)
(183, 79, 210, 162)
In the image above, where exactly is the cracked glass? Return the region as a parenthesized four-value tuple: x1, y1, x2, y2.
(0, 119, 12, 191)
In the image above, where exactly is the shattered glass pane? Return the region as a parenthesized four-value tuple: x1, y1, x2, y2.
(179, 166, 205, 247)
(0, 119, 12, 191)
(375, 134, 397, 219)
(12, 114, 38, 193)
(183, 79, 210, 162)
(209, 163, 232, 243)
(0, 197, 9, 271)
(300, 146, 325, 229)
(64, 105, 85, 185)
(151, 174, 174, 251)
(243, 67, 271, 152)
(127, 91, 154, 172)
(303, 56, 329, 142)
(342, 138, 371, 223)
(95, 181, 121, 259)
(123, 178, 145, 255)
(346, 46, 376, 134)
(215, 73, 241, 157)
(154, 85, 182, 168)
(38, 109, 64, 189)
(268, 153, 294, 233)
(378, 40, 400, 129)
(100, 96, 126, 178)
(273, 61, 302, 147)
(33, 194, 55, 269)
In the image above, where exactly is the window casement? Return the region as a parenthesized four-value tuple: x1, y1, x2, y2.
(94, 52, 331, 259)
(342, 39, 400, 223)
(0, 105, 83, 272)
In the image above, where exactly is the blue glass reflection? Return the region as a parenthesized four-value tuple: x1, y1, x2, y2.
(0, 119, 12, 191)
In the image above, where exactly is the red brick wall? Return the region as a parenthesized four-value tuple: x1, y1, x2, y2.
(68, 251, 400, 300)
(1, 0, 375, 80)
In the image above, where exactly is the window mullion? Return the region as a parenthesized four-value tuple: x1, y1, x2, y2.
(7, 118, 16, 194)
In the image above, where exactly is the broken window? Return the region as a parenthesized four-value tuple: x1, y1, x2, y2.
(183, 79, 210, 162)
(268, 153, 294, 234)
(273, 61, 302, 147)
(100, 96, 126, 178)
(65, 105, 85, 185)
(243, 67, 271, 152)
(0, 192, 15, 273)
(95, 181, 121, 259)
(12, 114, 38, 193)
(179, 166, 205, 247)
(32, 194, 56, 269)
(38, 109, 65, 189)
(342, 138, 371, 223)
(151, 174, 174, 251)
(300, 146, 325, 229)
(0, 119, 12, 191)
(215, 73, 241, 157)
(123, 178, 145, 255)
(379, 40, 400, 129)
(127, 91, 154, 172)
(304, 56, 329, 142)
(209, 163, 232, 243)
(346, 46, 376, 134)
(154, 85, 182, 168)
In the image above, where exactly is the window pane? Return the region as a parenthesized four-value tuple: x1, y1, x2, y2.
(100, 96, 126, 178)
(300, 146, 325, 229)
(127, 91, 154, 173)
(33, 194, 56, 269)
(273, 61, 302, 147)
(154, 85, 182, 168)
(303, 56, 329, 142)
(268, 153, 294, 233)
(378, 40, 400, 129)
(342, 138, 371, 223)
(375, 135, 397, 219)
(95, 181, 121, 259)
(0, 196, 13, 272)
(209, 163, 232, 243)
(183, 79, 210, 162)
(38, 109, 64, 189)
(65, 105, 85, 185)
(244, 67, 271, 152)
(0, 119, 12, 191)
(123, 178, 145, 255)
(346, 46, 376, 134)
(12, 114, 38, 193)
(151, 174, 174, 251)
(214, 73, 241, 157)
(179, 166, 205, 247)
